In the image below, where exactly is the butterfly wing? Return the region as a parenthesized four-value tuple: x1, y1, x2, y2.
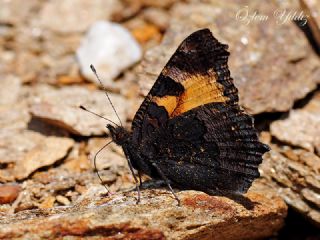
(131, 28, 269, 194)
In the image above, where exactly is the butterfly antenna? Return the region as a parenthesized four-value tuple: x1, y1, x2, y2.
(90, 65, 123, 127)
(79, 105, 119, 127)
(93, 140, 114, 194)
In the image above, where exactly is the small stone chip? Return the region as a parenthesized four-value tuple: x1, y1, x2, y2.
(0, 185, 21, 204)
(56, 195, 71, 206)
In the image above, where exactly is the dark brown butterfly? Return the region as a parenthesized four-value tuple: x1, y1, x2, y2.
(84, 28, 270, 205)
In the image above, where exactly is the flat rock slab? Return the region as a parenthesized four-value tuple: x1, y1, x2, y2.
(0, 188, 286, 240)
(28, 85, 128, 136)
(270, 92, 320, 153)
(0, 130, 74, 181)
(12, 134, 74, 180)
(137, 1, 320, 114)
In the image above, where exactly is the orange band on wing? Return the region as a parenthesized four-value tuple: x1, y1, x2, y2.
(154, 95, 179, 116)
(152, 73, 229, 118)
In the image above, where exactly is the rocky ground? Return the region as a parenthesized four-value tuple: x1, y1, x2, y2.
(0, 0, 319, 239)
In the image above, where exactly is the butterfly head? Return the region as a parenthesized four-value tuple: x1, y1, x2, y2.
(107, 124, 130, 145)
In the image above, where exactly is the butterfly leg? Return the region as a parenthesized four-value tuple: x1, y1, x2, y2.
(138, 171, 143, 188)
(126, 157, 141, 204)
(151, 162, 181, 206)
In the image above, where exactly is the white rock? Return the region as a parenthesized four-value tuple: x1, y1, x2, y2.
(76, 21, 142, 87)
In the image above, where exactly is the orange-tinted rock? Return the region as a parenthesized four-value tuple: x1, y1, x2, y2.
(0, 188, 286, 239)
(0, 185, 21, 204)
(57, 75, 85, 85)
(132, 24, 162, 44)
(39, 196, 56, 209)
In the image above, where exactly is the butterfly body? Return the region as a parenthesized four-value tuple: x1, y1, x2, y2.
(108, 28, 270, 199)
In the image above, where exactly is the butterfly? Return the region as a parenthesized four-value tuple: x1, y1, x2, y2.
(85, 28, 270, 205)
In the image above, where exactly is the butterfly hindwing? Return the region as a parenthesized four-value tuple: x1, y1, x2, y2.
(131, 28, 269, 194)
(158, 102, 269, 193)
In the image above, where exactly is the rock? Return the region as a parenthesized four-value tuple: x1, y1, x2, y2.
(0, 103, 30, 134)
(0, 120, 74, 182)
(260, 144, 320, 226)
(111, 0, 143, 22)
(12, 168, 120, 212)
(0, 188, 287, 239)
(0, 185, 21, 204)
(270, 92, 320, 152)
(124, 17, 163, 51)
(0, 75, 21, 106)
(142, 8, 170, 31)
(56, 195, 71, 206)
(303, 0, 320, 26)
(28, 84, 128, 136)
(38, 0, 122, 34)
(12, 135, 74, 180)
(86, 138, 134, 193)
(0, 0, 40, 25)
(300, 0, 320, 51)
(57, 75, 84, 85)
(59, 142, 91, 173)
(137, 1, 320, 114)
(39, 196, 56, 209)
(27, 117, 70, 137)
(15, 51, 44, 83)
(131, 23, 162, 44)
(76, 21, 142, 87)
(0, 48, 15, 77)
(141, 0, 178, 8)
(87, 138, 127, 170)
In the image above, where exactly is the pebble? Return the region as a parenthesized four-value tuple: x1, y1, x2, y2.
(142, 8, 170, 31)
(0, 185, 21, 204)
(56, 195, 71, 206)
(76, 21, 142, 87)
(131, 23, 162, 44)
(40, 196, 56, 209)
